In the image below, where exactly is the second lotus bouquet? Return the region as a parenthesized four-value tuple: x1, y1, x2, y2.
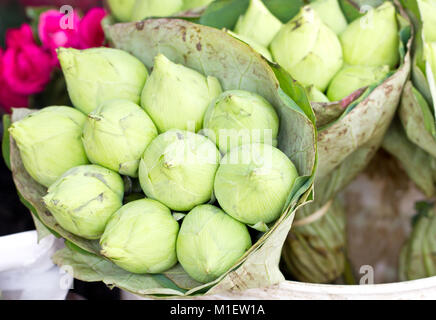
(4, 18, 317, 296)
(193, 0, 411, 283)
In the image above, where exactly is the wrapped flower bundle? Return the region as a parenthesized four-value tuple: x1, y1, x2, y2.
(194, 0, 411, 283)
(4, 18, 317, 296)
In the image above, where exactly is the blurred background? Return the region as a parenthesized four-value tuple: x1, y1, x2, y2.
(0, 0, 119, 300)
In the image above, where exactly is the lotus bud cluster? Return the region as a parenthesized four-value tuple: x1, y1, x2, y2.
(12, 43, 301, 284)
(229, 0, 399, 103)
(9, 106, 88, 187)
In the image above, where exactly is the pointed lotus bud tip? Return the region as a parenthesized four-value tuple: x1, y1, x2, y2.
(59, 47, 148, 114)
(309, 0, 348, 35)
(270, 5, 343, 91)
(307, 86, 330, 103)
(234, 0, 283, 47)
(339, 1, 399, 68)
(141, 54, 222, 133)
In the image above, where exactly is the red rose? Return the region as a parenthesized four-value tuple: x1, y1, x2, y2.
(3, 24, 54, 96)
(0, 49, 29, 113)
(78, 8, 107, 49)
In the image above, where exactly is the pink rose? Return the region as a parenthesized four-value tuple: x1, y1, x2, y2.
(38, 9, 81, 59)
(2, 24, 54, 95)
(78, 8, 107, 49)
(6, 24, 35, 49)
(0, 49, 29, 113)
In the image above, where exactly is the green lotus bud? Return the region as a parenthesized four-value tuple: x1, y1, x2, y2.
(182, 0, 214, 11)
(176, 204, 252, 283)
(82, 99, 158, 177)
(326, 64, 390, 102)
(131, 0, 183, 21)
(226, 30, 273, 62)
(58, 47, 148, 114)
(106, 0, 136, 22)
(42, 165, 124, 239)
(203, 90, 279, 153)
(310, 0, 348, 35)
(100, 199, 179, 273)
(417, 0, 436, 42)
(270, 6, 343, 91)
(399, 203, 436, 281)
(339, 2, 399, 68)
(214, 143, 298, 225)
(9, 106, 88, 187)
(139, 129, 220, 211)
(141, 54, 222, 133)
(234, 0, 283, 47)
(306, 86, 330, 103)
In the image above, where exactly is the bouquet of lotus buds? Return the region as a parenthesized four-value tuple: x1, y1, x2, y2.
(4, 17, 317, 296)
